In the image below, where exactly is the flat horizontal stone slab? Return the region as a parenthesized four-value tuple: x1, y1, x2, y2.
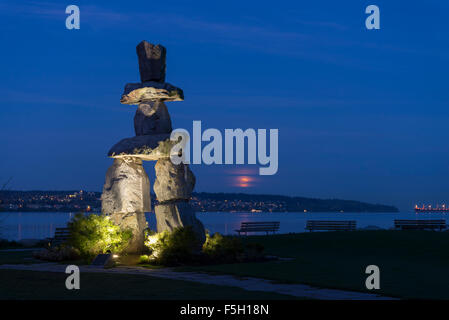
(120, 82, 184, 104)
(108, 134, 178, 161)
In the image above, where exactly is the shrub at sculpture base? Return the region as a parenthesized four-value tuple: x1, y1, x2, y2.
(139, 254, 151, 264)
(68, 213, 132, 260)
(144, 226, 202, 266)
(142, 227, 265, 266)
(202, 232, 245, 263)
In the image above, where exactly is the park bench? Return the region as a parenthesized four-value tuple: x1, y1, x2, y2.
(235, 221, 280, 235)
(305, 220, 356, 232)
(49, 227, 71, 247)
(394, 219, 446, 231)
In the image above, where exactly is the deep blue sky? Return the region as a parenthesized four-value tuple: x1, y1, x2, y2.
(0, 1, 448, 211)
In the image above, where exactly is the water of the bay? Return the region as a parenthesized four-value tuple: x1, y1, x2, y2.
(1, 211, 447, 241)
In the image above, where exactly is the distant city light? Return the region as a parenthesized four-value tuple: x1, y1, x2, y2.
(415, 203, 449, 212)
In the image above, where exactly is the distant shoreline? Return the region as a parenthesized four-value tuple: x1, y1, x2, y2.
(0, 190, 399, 213)
(0, 210, 402, 214)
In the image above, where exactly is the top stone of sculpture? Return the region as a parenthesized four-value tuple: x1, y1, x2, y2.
(137, 41, 166, 83)
(120, 41, 184, 104)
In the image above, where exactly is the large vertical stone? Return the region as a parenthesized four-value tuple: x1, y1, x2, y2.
(136, 41, 166, 83)
(101, 158, 150, 253)
(154, 201, 205, 243)
(101, 158, 151, 214)
(153, 158, 204, 243)
(134, 101, 172, 136)
(153, 159, 195, 202)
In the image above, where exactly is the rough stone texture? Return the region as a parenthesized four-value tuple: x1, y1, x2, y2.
(108, 133, 179, 161)
(134, 101, 172, 136)
(101, 158, 151, 214)
(120, 82, 184, 104)
(136, 41, 166, 83)
(153, 159, 195, 202)
(105, 212, 147, 253)
(154, 201, 205, 243)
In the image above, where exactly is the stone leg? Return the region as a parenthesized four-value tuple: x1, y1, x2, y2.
(154, 201, 205, 244)
(153, 158, 195, 202)
(101, 158, 151, 253)
(153, 158, 204, 243)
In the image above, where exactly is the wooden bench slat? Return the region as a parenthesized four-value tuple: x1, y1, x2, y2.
(306, 220, 356, 232)
(240, 224, 280, 226)
(49, 226, 72, 246)
(394, 219, 446, 231)
(235, 221, 280, 235)
(239, 222, 279, 225)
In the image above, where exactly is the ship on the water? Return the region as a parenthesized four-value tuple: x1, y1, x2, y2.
(415, 204, 449, 213)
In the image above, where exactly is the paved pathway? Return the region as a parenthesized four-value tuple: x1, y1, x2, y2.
(0, 263, 396, 300)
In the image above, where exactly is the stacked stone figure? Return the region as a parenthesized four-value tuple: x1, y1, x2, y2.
(101, 41, 205, 253)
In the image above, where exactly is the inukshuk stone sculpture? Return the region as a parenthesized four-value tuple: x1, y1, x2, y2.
(101, 41, 205, 253)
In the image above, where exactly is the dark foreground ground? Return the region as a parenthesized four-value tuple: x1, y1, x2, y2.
(0, 268, 295, 300)
(179, 230, 449, 299)
(1, 230, 448, 299)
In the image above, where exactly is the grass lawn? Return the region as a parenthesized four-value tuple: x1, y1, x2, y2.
(177, 230, 449, 299)
(0, 269, 297, 300)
